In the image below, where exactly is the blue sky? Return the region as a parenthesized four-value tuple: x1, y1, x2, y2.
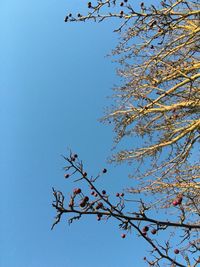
(0, 1, 169, 267)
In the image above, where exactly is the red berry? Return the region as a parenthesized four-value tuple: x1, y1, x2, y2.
(83, 196, 89, 202)
(74, 154, 78, 158)
(120, 193, 124, 197)
(151, 229, 157, 235)
(64, 174, 70, 178)
(91, 191, 95, 195)
(74, 188, 81, 194)
(83, 172, 87, 177)
(97, 213, 102, 221)
(102, 168, 107, 173)
(80, 201, 86, 208)
(94, 193, 98, 197)
(96, 202, 103, 209)
(174, 249, 179, 254)
(143, 226, 149, 232)
(120, 2, 124, 6)
(88, 2, 92, 8)
(121, 233, 126, 238)
(77, 188, 81, 194)
(102, 190, 106, 195)
(173, 200, 178, 206)
(116, 193, 120, 197)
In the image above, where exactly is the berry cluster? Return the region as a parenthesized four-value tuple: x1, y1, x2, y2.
(52, 152, 199, 266)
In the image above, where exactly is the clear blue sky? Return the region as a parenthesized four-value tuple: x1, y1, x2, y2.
(0, 1, 161, 267)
